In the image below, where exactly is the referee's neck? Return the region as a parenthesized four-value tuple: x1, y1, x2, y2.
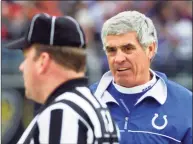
(37, 70, 85, 104)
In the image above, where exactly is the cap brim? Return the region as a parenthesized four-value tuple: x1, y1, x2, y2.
(4, 37, 30, 50)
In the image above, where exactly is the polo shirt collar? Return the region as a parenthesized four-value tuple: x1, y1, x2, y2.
(98, 69, 167, 105)
(135, 70, 167, 105)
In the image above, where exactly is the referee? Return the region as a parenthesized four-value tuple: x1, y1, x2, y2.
(5, 13, 120, 144)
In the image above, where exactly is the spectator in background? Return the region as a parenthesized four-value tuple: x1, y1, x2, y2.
(169, 1, 192, 74)
(20, 1, 63, 19)
(90, 10, 192, 144)
(150, 1, 179, 77)
(75, 2, 103, 84)
(2, 1, 26, 40)
(150, 1, 192, 88)
(169, 18, 192, 73)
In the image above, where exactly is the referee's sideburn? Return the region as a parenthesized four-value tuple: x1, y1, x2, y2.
(5, 13, 120, 144)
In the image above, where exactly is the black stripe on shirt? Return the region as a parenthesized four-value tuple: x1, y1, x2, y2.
(77, 120, 88, 144)
(73, 89, 107, 134)
(34, 124, 40, 144)
(23, 123, 38, 144)
(52, 99, 94, 132)
(74, 89, 119, 138)
(49, 109, 63, 144)
(75, 87, 103, 108)
(74, 88, 102, 108)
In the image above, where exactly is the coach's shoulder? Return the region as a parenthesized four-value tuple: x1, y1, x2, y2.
(166, 79, 192, 116)
(167, 79, 192, 99)
(156, 71, 192, 100)
(166, 80, 192, 126)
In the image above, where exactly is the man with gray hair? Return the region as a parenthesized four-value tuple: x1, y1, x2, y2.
(90, 11, 192, 144)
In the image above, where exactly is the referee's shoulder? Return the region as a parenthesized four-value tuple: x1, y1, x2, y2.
(38, 100, 72, 116)
(37, 99, 82, 125)
(37, 87, 105, 122)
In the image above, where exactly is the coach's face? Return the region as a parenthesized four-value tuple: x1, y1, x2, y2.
(105, 31, 155, 87)
(19, 47, 40, 101)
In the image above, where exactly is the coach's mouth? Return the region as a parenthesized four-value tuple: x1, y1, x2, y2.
(117, 68, 130, 72)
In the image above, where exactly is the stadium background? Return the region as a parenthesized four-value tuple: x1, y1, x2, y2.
(1, 1, 192, 144)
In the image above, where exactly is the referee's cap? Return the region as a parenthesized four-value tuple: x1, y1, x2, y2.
(5, 13, 86, 50)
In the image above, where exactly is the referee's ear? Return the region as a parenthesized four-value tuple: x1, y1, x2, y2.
(36, 52, 52, 75)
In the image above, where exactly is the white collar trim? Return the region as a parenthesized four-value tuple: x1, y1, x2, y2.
(96, 69, 167, 105)
(102, 91, 119, 105)
(135, 77, 167, 105)
(112, 70, 157, 94)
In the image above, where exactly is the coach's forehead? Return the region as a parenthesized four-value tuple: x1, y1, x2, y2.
(105, 31, 138, 47)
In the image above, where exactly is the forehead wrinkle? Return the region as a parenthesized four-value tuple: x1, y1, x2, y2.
(106, 42, 136, 49)
(105, 32, 138, 47)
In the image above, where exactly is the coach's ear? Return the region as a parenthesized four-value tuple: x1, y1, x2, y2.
(146, 42, 156, 61)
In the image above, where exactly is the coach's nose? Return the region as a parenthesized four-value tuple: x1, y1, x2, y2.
(114, 49, 126, 64)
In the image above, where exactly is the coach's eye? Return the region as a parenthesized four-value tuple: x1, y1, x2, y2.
(106, 47, 116, 53)
(122, 47, 134, 53)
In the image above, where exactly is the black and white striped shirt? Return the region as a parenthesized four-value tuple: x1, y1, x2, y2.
(17, 78, 120, 144)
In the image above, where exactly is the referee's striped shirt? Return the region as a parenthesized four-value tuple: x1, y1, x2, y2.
(17, 78, 120, 144)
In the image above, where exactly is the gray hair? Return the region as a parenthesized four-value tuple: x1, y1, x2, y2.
(101, 11, 158, 54)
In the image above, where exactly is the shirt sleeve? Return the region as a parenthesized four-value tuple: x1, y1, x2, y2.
(37, 103, 94, 144)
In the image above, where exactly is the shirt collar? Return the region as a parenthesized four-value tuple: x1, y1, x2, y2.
(135, 75, 167, 105)
(45, 77, 88, 106)
(102, 91, 119, 105)
(112, 70, 157, 94)
(100, 69, 167, 105)
(35, 77, 88, 115)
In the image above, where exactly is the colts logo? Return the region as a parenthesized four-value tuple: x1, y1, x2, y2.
(151, 113, 168, 130)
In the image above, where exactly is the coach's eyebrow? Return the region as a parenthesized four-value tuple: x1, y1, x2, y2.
(106, 46, 116, 49)
(121, 43, 136, 49)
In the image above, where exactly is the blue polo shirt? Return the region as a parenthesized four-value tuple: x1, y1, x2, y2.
(107, 81, 154, 116)
(90, 71, 192, 144)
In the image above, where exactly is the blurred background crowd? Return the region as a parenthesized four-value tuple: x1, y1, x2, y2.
(1, 1, 192, 144)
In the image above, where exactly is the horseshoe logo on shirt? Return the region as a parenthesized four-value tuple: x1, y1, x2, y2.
(151, 113, 168, 130)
